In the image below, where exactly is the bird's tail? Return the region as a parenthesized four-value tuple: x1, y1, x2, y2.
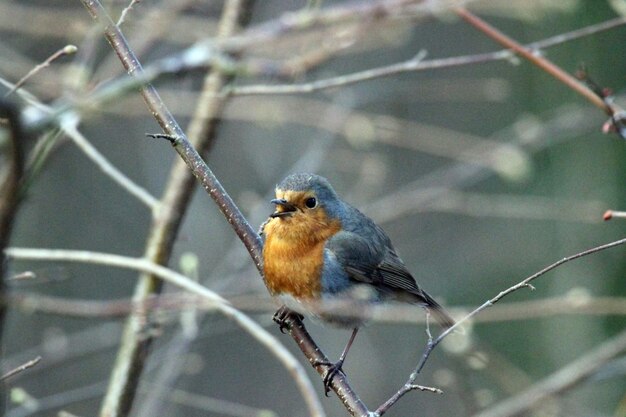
(420, 290, 455, 329)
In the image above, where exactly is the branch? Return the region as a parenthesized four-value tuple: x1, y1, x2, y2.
(0, 356, 41, 382)
(77, 0, 364, 415)
(4, 247, 321, 417)
(227, 16, 626, 96)
(78, 0, 263, 270)
(416, 237, 626, 374)
(4, 45, 77, 98)
(75, 2, 277, 417)
(454, 7, 626, 137)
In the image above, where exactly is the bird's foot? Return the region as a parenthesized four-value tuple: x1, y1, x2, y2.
(272, 306, 303, 334)
(312, 358, 345, 396)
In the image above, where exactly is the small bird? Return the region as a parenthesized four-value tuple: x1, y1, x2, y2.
(261, 173, 454, 394)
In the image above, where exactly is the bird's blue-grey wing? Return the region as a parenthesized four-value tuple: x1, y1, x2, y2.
(325, 230, 455, 328)
(325, 230, 419, 292)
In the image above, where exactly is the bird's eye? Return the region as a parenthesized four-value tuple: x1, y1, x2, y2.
(304, 197, 317, 209)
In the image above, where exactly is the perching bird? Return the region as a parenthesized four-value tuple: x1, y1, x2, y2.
(261, 173, 454, 393)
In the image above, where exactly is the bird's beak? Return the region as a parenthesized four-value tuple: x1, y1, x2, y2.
(270, 198, 297, 218)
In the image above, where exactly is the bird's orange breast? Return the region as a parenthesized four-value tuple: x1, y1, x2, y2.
(262, 210, 341, 300)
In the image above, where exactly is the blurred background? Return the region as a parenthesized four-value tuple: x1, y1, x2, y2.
(1, 1, 625, 416)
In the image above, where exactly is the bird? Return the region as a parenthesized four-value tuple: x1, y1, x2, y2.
(261, 173, 454, 394)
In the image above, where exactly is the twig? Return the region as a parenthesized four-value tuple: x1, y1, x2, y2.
(4, 247, 318, 413)
(604, 210, 626, 221)
(0, 356, 41, 381)
(371, 237, 626, 413)
(78, 0, 263, 269)
(227, 50, 427, 96)
(415, 237, 626, 375)
(228, 16, 626, 96)
(61, 119, 160, 211)
(77, 1, 336, 416)
(169, 388, 278, 417)
(217, 0, 447, 52)
(0, 77, 159, 211)
(454, 8, 620, 117)
(472, 328, 626, 417)
(75, 2, 273, 417)
(4, 45, 77, 98)
(117, 0, 142, 27)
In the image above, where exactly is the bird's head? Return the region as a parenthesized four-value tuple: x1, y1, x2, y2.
(266, 173, 343, 242)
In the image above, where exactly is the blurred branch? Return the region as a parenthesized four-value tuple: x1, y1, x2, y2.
(117, 0, 142, 27)
(134, 2, 263, 417)
(228, 16, 626, 96)
(169, 388, 278, 417)
(0, 77, 158, 210)
(4, 45, 77, 98)
(454, 7, 626, 137)
(61, 119, 159, 211)
(76, 0, 366, 415)
(0, 101, 26, 414)
(76, 2, 287, 417)
(416, 237, 626, 375)
(473, 328, 626, 417)
(6, 291, 626, 322)
(378, 189, 606, 224)
(4, 247, 320, 416)
(0, 357, 41, 382)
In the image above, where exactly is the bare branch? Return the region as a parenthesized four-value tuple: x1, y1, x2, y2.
(4, 247, 321, 417)
(227, 16, 626, 96)
(416, 237, 626, 375)
(4, 45, 76, 98)
(454, 8, 622, 118)
(0, 356, 41, 381)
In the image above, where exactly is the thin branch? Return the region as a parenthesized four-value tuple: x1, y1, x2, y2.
(217, 0, 461, 52)
(227, 16, 626, 96)
(472, 328, 626, 417)
(227, 50, 427, 96)
(4, 247, 320, 415)
(0, 77, 159, 211)
(4, 45, 77, 98)
(0, 356, 41, 381)
(416, 237, 626, 375)
(169, 388, 278, 417)
(78, 0, 263, 270)
(61, 119, 160, 211)
(117, 0, 142, 27)
(454, 7, 617, 116)
(604, 210, 626, 221)
(371, 237, 626, 413)
(76, 1, 345, 415)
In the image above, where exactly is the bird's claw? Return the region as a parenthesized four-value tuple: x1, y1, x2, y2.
(272, 306, 303, 334)
(312, 358, 344, 396)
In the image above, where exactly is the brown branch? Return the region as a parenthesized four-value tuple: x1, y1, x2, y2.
(0, 100, 26, 413)
(77, 0, 372, 415)
(76, 2, 264, 417)
(77, 0, 262, 268)
(455, 7, 626, 135)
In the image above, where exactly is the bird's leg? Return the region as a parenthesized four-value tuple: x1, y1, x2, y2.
(272, 305, 303, 334)
(313, 327, 359, 396)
